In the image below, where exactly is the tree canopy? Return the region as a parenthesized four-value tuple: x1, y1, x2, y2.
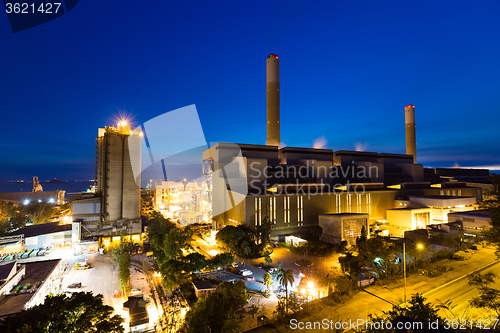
(480, 174, 500, 254)
(0, 292, 124, 333)
(181, 280, 247, 333)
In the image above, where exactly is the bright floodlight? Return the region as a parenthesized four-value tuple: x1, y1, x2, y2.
(38, 199, 42, 203)
(417, 244, 423, 249)
(48, 198, 55, 203)
(23, 199, 30, 205)
(120, 120, 127, 127)
(307, 281, 314, 289)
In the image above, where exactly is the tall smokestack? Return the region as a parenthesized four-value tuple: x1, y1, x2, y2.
(405, 105, 416, 164)
(267, 54, 280, 148)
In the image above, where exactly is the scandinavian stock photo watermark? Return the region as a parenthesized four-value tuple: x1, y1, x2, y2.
(248, 160, 380, 198)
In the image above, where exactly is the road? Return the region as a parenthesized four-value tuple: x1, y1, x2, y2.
(423, 260, 500, 319)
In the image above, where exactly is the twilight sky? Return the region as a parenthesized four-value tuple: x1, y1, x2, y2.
(1, 0, 500, 181)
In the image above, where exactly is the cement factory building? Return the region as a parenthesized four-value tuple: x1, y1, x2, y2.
(72, 123, 142, 241)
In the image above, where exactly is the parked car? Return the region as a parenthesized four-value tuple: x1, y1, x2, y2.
(244, 276, 254, 281)
(74, 262, 91, 270)
(130, 289, 142, 296)
(267, 267, 278, 273)
(239, 269, 252, 276)
(68, 282, 82, 289)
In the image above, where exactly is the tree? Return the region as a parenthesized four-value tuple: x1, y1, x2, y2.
(263, 272, 273, 292)
(0, 292, 124, 333)
(264, 254, 272, 267)
(468, 271, 500, 316)
(356, 225, 367, 247)
(163, 227, 193, 260)
(338, 251, 361, 277)
(111, 242, 132, 293)
(216, 225, 245, 253)
(181, 280, 247, 333)
(0, 201, 30, 236)
(209, 252, 234, 270)
(309, 225, 323, 241)
(358, 294, 441, 333)
(184, 252, 207, 273)
(147, 212, 177, 261)
(255, 216, 273, 245)
(249, 305, 260, 318)
(480, 174, 500, 255)
(277, 268, 294, 314)
(160, 259, 190, 290)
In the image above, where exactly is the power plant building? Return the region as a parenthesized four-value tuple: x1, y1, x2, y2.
(202, 54, 488, 241)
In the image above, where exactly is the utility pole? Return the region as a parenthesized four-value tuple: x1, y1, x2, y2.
(403, 242, 407, 306)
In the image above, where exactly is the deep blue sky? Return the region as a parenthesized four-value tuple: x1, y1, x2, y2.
(1, 0, 500, 181)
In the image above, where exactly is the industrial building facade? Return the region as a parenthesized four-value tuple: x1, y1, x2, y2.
(203, 142, 482, 239)
(72, 123, 142, 241)
(201, 54, 488, 240)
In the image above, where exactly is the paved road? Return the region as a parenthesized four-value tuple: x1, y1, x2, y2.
(423, 260, 500, 319)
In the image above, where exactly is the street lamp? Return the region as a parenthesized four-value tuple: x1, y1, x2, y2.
(403, 242, 424, 306)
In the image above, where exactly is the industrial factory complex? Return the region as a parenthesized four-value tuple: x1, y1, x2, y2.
(202, 54, 491, 244)
(0, 53, 493, 249)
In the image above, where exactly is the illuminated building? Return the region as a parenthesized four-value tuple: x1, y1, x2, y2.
(201, 54, 488, 240)
(72, 122, 142, 239)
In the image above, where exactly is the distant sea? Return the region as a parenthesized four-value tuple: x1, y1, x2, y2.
(0, 181, 92, 195)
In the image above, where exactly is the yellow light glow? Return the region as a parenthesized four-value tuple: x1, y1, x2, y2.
(417, 244, 423, 249)
(112, 236, 120, 242)
(120, 121, 127, 127)
(307, 281, 314, 289)
(208, 230, 218, 245)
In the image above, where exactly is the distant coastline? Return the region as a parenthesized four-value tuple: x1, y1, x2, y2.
(0, 181, 92, 195)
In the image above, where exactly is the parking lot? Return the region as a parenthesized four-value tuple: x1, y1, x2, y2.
(199, 264, 273, 293)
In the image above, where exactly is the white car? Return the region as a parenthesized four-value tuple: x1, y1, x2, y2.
(239, 269, 252, 276)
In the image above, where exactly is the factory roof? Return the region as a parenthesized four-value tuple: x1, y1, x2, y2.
(0, 262, 16, 281)
(0, 293, 33, 318)
(123, 295, 149, 327)
(448, 209, 491, 219)
(192, 278, 219, 290)
(9, 222, 71, 239)
(0, 259, 60, 318)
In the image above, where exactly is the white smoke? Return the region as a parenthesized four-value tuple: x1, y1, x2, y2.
(452, 162, 460, 168)
(313, 136, 327, 149)
(355, 142, 369, 151)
